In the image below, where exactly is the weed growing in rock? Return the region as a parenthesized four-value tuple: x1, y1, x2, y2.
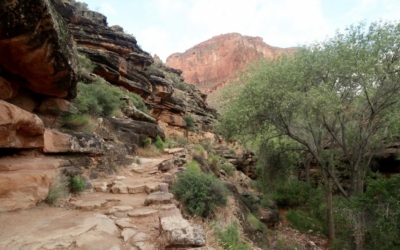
(216, 222, 252, 250)
(69, 175, 87, 193)
(221, 163, 235, 176)
(207, 153, 220, 176)
(45, 175, 69, 205)
(154, 135, 164, 151)
(184, 115, 195, 131)
(171, 169, 229, 218)
(143, 138, 151, 148)
(165, 138, 172, 148)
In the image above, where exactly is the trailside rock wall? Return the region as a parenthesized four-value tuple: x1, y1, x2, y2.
(166, 33, 295, 93)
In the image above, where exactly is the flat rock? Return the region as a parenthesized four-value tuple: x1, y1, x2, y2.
(132, 232, 149, 242)
(111, 182, 128, 194)
(107, 206, 133, 215)
(121, 228, 137, 242)
(157, 159, 175, 172)
(162, 173, 175, 184)
(115, 218, 137, 229)
(145, 183, 160, 194)
(71, 200, 108, 211)
(93, 182, 108, 192)
(130, 163, 147, 174)
(144, 192, 174, 206)
(127, 184, 146, 194)
(163, 148, 184, 154)
(128, 208, 158, 218)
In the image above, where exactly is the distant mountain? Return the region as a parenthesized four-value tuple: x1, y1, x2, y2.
(166, 33, 296, 93)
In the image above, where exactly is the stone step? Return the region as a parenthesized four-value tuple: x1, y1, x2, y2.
(144, 191, 174, 206)
(70, 199, 108, 211)
(128, 208, 158, 218)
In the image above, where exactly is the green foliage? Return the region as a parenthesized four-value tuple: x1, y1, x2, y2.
(286, 210, 326, 235)
(176, 82, 187, 91)
(171, 170, 229, 218)
(69, 175, 86, 193)
(221, 163, 235, 176)
(45, 175, 68, 205)
(185, 160, 201, 172)
(62, 113, 90, 129)
(207, 154, 220, 175)
(77, 54, 94, 73)
(184, 115, 195, 131)
(73, 79, 147, 117)
(217, 222, 252, 250)
(143, 138, 151, 148)
(154, 135, 164, 150)
(335, 174, 400, 250)
(165, 138, 172, 148)
(247, 213, 267, 232)
(240, 193, 260, 214)
(272, 180, 311, 208)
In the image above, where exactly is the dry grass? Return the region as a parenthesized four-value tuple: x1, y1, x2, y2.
(136, 145, 162, 157)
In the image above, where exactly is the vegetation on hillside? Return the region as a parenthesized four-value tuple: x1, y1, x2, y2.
(220, 20, 400, 249)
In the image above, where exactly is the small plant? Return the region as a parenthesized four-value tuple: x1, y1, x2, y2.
(221, 163, 235, 176)
(136, 145, 162, 157)
(175, 136, 189, 146)
(240, 193, 260, 214)
(143, 138, 152, 148)
(62, 113, 90, 129)
(247, 213, 267, 232)
(176, 82, 187, 91)
(45, 175, 69, 204)
(286, 209, 325, 235)
(208, 154, 220, 175)
(165, 138, 172, 148)
(272, 180, 311, 208)
(136, 158, 141, 164)
(171, 170, 229, 218)
(69, 175, 87, 193)
(217, 222, 252, 250)
(186, 160, 201, 172)
(184, 115, 195, 131)
(154, 135, 164, 151)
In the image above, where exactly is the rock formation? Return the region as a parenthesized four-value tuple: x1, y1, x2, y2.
(166, 33, 296, 93)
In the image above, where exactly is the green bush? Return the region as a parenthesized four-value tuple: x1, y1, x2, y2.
(143, 138, 152, 148)
(62, 113, 90, 129)
(69, 175, 87, 193)
(73, 80, 147, 117)
(221, 163, 235, 176)
(176, 82, 187, 91)
(165, 138, 172, 148)
(184, 115, 195, 131)
(185, 161, 201, 172)
(154, 135, 164, 150)
(45, 175, 68, 204)
(247, 213, 267, 232)
(217, 222, 252, 250)
(240, 193, 260, 214)
(171, 170, 229, 218)
(207, 154, 220, 175)
(77, 54, 95, 73)
(286, 209, 326, 235)
(272, 180, 311, 207)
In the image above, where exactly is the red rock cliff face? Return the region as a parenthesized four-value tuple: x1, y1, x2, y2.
(166, 33, 295, 92)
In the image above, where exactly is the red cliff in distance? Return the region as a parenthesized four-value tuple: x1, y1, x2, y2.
(166, 33, 296, 93)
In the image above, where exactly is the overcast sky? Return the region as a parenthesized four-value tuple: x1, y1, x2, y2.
(81, 0, 400, 62)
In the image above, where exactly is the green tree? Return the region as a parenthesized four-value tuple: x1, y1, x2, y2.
(220, 20, 400, 245)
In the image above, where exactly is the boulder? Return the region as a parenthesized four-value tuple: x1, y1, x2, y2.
(0, 0, 78, 98)
(44, 129, 105, 155)
(37, 98, 78, 115)
(0, 77, 18, 100)
(0, 100, 44, 148)
(144, 191, 173, 206)
(158, 215, 206, 248)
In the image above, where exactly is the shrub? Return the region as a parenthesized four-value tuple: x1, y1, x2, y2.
(154, 135, 164, 151)
(186, 160, 201, 172)
(45, 175, 68, 204)
(176, 82, 187, 91)
(62, 113, 90, 129)
(136, 145, 162, 157)
(143, 138, 152, 148)
(171, 170, 229, 218)
(184, 115, 195, 131)
(73, 80, 147, 117)
(221, 163, 235, 176)
(240, 193, 260, 214)
(208, 154, 220, 175)
(217, 222, 252, 250)
(165, 138, 172, 148)
(77, 54, 94, 73)
(247, 213, 267, 232)
(272, 180, 311, 208)
(69, 175, 87, 193)
(286, 209, 326, 235)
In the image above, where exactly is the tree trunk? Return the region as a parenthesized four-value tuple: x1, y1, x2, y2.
(327, 178, 335, 244)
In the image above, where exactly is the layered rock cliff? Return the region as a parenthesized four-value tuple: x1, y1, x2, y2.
(166, 33, 296, 93)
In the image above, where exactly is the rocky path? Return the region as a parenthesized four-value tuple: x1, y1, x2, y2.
(0, 149, 211, 250)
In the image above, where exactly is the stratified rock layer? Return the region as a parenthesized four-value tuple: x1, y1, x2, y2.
(166, 33, 295, 92)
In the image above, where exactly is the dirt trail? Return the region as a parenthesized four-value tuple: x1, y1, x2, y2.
(0, 153, 177, 250)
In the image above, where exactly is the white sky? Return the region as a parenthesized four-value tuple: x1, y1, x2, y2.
(81, 0, 400, 62)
